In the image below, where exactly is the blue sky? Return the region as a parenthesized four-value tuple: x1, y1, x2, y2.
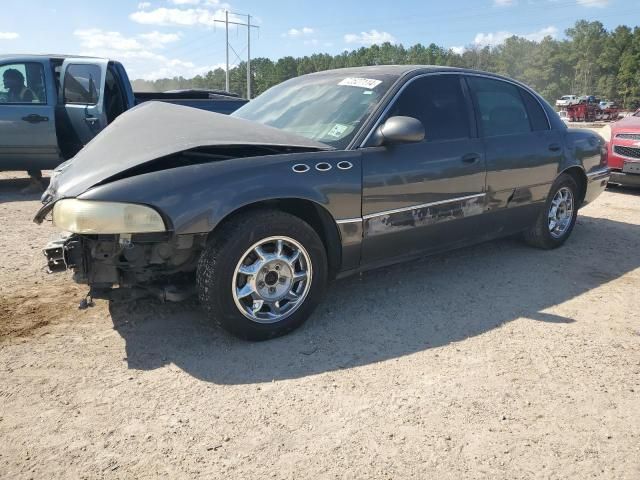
(0, 0, 637, 80)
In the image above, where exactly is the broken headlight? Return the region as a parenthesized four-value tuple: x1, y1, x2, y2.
(52, 199, 166, 234)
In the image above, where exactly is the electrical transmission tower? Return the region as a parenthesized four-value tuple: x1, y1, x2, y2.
(211, 11, 259, 98)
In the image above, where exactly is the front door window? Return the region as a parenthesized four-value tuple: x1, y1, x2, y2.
(0, 63, 46, 104)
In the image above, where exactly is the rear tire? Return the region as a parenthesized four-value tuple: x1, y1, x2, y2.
(197, 209, 328, 341)
(523, 173, 579, 249)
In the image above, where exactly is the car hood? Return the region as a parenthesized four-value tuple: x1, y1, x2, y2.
(612, 114, 640, 132)
(45, 101, 332, 201)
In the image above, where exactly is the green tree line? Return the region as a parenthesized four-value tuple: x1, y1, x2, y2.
(132, 20, 640, 109)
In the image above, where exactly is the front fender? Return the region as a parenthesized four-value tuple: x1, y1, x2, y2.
(77, 150, 363, 235)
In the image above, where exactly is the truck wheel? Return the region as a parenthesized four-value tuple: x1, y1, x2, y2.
(197, 209, 328, 341)
(523, 173, 579, 249)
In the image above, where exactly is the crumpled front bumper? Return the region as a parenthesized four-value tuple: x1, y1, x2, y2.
(43, 235, 84, 275)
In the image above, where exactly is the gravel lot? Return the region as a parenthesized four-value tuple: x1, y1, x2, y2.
(1, 167, 639, 479)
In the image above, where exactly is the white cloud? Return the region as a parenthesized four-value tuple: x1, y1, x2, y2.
(473, 25, 558, 47)
(73, 28, 210, 80)
(74, 29, 145, 50)
(138, 31, 181, 48)
(130, 6, 237, 26)
(494, 0, 516, 6)
(73, 29, 181, 51)
(344, 29, 397, 46)
(284, 27, 314, 38)
(140, 61, 226, 81)
(576, 0, 609, 7)
(0, 32, 19, 40)
(450, 46, 465, 55)
(138, 2, 151, 8)
(523, 26, 558, 41)
(169, 0, 201, 4)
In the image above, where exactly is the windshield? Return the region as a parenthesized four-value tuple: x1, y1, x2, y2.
(232, 72, 399, 149)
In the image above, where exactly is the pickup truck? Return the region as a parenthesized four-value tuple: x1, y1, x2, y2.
(0, 54, 247, 172)
(555, 95, 578, 108)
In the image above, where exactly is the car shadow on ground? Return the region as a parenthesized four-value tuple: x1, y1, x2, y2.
(0, 177, 49, 203)
(109, 216, 640, 385)
(607, 184, 640, 196)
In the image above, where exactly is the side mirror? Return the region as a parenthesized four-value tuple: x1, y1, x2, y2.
(371, 116, 425, 146)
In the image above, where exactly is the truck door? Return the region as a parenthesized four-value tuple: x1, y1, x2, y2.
(0, 60, 60, 170)
(58, 58, 108, 154)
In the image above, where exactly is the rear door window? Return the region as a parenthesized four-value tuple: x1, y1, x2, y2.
(388, 74, 471, 142)
(63, 64, 101, 104)
(0, 62, 46, 104)
(467, 76, 531, 137)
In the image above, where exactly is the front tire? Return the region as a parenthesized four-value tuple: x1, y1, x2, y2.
(197, 209, 328, 341)
(523, 173, 579, 249)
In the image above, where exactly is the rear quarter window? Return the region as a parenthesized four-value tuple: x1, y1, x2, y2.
(519, 88, 550, 131)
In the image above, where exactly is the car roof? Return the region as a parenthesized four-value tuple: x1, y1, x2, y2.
(0, 54, 107, 62)
(303, 65, 476, 77)
(301, 65, 537, 87)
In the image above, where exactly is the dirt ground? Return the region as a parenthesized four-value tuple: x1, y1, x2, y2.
(1, 163, 639, 479)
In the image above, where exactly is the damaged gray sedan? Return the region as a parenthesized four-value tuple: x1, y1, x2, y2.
(36, 66, 610, 340)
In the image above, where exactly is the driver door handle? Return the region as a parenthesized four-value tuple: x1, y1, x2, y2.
(462, 153, 481, 164)
(22, 114, 49, 123)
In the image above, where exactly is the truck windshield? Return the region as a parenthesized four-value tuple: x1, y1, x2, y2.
(231, 73, 398, 149)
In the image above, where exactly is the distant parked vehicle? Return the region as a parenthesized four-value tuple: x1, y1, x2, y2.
(0, 54, 247, 173)
(600, 100, 617, 109)
(565, 96, 620, 122)
(578, 95, 600, 105)
(556, 95, 579, 108)
(608, 110, 640, 187)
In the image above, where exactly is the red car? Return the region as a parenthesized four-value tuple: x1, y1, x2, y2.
(609, 110, 640, 187)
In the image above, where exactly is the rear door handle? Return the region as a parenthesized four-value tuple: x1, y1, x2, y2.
(22, 114, 49, 123)
(549, 143, 562, 152)
(462, 153, 481, 164)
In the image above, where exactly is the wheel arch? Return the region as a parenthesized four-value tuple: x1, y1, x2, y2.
(559, 165, 588, 207)
(207, 198, 343, 279)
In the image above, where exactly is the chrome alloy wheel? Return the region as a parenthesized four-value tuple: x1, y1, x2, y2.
(548, 186, 574, 238)
(232, 236, 312, 324)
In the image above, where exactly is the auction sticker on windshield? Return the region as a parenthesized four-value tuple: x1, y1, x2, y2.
(338, 77, 382, 89)
(327, 123, 349, 138)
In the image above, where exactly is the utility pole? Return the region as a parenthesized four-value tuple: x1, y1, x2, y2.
(247, 14, 251, 99)
(225, 10, 229, 92)
(211, 11, 258, 97)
